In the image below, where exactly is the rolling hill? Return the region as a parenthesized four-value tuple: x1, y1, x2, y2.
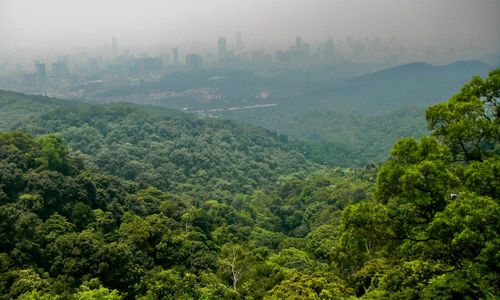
(217, 60, 493, 165)
(0, 90, 317, 199)
(286, 60, 492, 115)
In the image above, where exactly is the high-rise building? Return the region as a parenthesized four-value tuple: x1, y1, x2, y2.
(112, 36, 118, 57)
(88, 58, 98, 77)
(326, 39, 335, 57)
(296, 36, 302, 49)
(52, 57, 69, 79)
(161, 53, 171, 65)
(135, 57, 163, 75)
(290, 36, 309, 63)
(318, 39, 336, 63)
(218, 37, 227, 63)
(35, 61, 47, 88)
(172, 48, 179, 65)
(185, 54, 203, 69)
(236, 31, 243, 54)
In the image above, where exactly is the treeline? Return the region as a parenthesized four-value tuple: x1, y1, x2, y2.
(0, 69, 498, 299)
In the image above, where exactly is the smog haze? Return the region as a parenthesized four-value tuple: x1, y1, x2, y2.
(1, 0, 499, 53)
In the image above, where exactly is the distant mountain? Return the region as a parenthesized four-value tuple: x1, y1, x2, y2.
(353, 60, 490, 84)
(216, 61, 494, 165)
(304, 60, 492, 115)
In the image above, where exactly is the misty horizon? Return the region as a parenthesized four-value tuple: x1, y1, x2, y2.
(1, 0, 499, 55)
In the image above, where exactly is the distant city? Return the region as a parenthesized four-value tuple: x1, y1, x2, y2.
(0, 32, 494, 99)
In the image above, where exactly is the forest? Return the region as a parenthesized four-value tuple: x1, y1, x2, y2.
(89, 60, 491, 167)
(0, 69, 498, 299)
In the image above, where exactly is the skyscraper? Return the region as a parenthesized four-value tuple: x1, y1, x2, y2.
(319, 39, 336, 63)
(112, 36, 118, 57)
(292, 36, 309, 63)
(296, 36, 302, 49)
(218, 37, 227, 63)
(172, 48, 179, 65)
(236, 31, 243, 54)
(35, 61, 47, 89)
(88, 58, 98, 77)
(52, 58, 69, 79)
(185, 54, 203, 69)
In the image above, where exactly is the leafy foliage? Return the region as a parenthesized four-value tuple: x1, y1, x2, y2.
(0, 69, 498, 298)
(427, 68, 500, 161)
(7, 101, 316, 199)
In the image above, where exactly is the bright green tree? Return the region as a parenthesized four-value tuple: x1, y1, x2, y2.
(426, 69, 499, 162)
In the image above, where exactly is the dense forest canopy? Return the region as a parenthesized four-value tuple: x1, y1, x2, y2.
(0, 96, 317, 200)
(0, 69, 499, 299)
(0, 91, 74, 130)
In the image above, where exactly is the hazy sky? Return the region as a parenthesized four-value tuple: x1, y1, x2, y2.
(1, 0, 499, 52)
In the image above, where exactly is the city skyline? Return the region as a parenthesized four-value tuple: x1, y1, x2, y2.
(1, 0, 499, 54)
(3, 32, 487, 74)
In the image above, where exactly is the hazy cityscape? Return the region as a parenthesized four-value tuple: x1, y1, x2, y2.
(0, 0, 499, 299)
(1, 0, 499, 102)
(0, 33, 496, 101)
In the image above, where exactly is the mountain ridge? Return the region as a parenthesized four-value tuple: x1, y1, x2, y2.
(0, 90, 318, 198)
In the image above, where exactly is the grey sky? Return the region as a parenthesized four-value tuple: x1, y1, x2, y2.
(1, 0, 499, 52)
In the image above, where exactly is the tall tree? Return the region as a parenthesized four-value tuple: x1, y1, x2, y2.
(426, 69, 499, 162)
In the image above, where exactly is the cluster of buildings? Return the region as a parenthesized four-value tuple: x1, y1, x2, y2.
(0, 33, 476, 97)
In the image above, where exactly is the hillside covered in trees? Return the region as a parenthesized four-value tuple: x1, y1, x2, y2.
(0, 95, 316, 200)
(91, 60, 491, 166)
(0, 69, 499, 299)
(219, 61, 491, 166)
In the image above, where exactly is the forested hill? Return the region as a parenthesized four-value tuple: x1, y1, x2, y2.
(309, 59, 492, 115)
(0, 90, 75, 130)
(0, 70, 498, 299)
(0, 91, 317, 199)
(353, 60, 490, 84)
(223, 61, 492, 166)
